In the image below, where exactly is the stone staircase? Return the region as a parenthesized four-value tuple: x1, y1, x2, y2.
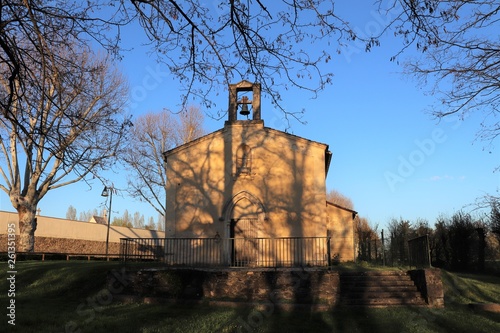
(339, 271, 427, 307)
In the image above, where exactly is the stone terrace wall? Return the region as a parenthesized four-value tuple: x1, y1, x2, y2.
(117, 268, 444, 308)
(121, 268, 340, 305)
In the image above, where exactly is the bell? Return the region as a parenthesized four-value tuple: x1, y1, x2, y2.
(239, 103, 250, 116)
(239, 95, 251, 116)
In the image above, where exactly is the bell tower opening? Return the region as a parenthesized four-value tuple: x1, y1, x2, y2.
(227, 80, 261, 123)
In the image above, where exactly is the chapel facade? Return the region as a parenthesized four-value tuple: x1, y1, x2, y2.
(163, 81, 356, 266)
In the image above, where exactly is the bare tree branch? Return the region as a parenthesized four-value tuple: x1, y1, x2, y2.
(384, 1, 500, 146)
(123, 107, 205, 217)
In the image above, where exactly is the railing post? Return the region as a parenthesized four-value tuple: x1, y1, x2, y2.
(327, 236, 331, 266)
(381, 230, 386, 266)
(119, 238, 124, 261)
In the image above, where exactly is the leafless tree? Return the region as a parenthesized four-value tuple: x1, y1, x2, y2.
(66, 205, 77, 221)
(78, 209, 99, 223)
(380, 1, 500, 146)
(111, 209, 134, 228)
(173, 106, 206, 146)
(387, 217, 412, 265)
(145, 216, 156, 230)
(355, 217, 379, 262)
(326, 189, 354, 210)
(0, 46, 130, 252)
(123, 107, 205, 219)
(133, 211, 145, 229)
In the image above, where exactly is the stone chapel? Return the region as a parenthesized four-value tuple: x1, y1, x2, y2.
(163, 81, 356, 266)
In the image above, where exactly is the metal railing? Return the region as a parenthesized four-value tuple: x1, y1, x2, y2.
(120, 237, 331, 267)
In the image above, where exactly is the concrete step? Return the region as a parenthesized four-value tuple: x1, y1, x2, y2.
(341, 280, 416, 287)
(339, 271, 410, 276)
(341, 286, 420, 295)
(338, 271, 426, 307)
(341, 291, 423, 299)
(341, 296, 427, 306)
(340, 271, 413, 278)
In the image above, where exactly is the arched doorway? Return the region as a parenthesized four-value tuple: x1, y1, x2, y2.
(230, 216, 259, 266)
(221, 191, 266, 266)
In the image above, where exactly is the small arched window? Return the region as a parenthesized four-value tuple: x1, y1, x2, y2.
(236, 144, 252, 175)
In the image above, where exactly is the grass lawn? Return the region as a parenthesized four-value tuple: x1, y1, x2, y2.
(1, 261, 499, 333)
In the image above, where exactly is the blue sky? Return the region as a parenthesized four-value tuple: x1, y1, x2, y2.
(1, 1, 498, 231)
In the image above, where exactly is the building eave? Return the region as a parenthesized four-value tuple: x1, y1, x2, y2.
(326, 201, 358, 219)
(325, 150, 332, 178)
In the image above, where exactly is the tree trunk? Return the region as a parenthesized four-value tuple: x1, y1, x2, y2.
(17, 204, 37, 252)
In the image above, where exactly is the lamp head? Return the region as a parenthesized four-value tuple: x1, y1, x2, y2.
(101, 186, 109, 197)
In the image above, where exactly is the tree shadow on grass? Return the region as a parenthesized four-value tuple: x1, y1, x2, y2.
(82, 303, 251, 333)
(442, 270, 500, 304)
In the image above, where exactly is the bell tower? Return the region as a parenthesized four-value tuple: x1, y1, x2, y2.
(227, 80, 261, 124)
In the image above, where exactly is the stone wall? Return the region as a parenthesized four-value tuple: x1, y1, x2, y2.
(120, 268, 340, 305)
(117, 268, 445, 308)
(0, 234, 121, 255)
(408, 268, 445, 308)
(32, 236, 120, 255)
(0, 210, 164, 254)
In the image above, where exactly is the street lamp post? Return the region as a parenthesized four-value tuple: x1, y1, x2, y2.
(101, 186, 113, 261)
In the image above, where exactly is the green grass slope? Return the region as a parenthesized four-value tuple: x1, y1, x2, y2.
(0, 262, 499, 333)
